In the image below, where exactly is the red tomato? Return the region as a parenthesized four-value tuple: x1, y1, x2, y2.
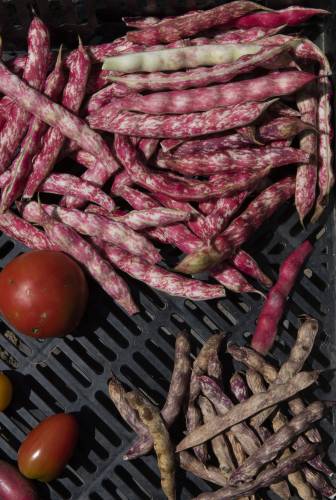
(0, 250, 88, 338)
(18, 413, 79, 482)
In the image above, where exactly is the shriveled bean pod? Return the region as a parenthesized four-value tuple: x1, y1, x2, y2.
(127, 391, 176, 500)
(194, 443, 319, 499)
(179, 451, 229, 486)
(199, 396, 233, 472)
(199, 376, 261, 455)
(176, 370, 319, 452)
(108, 373, 147, 435)
(124, 331, 191, 460)
(247, 369, 325, 499)
(230, 343, 332, 477)
(230, 401, 328, 485)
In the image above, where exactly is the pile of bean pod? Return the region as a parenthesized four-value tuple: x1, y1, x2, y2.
(110, 318, 335, 499)
(0, 3, 332, 313)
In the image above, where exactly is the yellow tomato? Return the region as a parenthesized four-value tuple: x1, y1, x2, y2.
(0, 373, 13, 411)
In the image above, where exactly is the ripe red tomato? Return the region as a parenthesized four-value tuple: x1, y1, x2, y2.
(18, 413, 79, 482)
(0, 250, 88, 338)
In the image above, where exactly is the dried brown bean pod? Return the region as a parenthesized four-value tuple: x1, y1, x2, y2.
(207, 351, 223, 383)
(194, 443, 319, 499)
(187, 403, 209, 463)
(176, 370, 319, 452)
(247, 370, 318, 499)
(230, 401, 328, 485)
(178, 451, 229, 486)
(230, 344, 332, 477)
(302, 466, 336, 498)
(108, 373, 147, 435)
(199, 376, 261, 455)
(199, 396, 233, 472)
(123, 331, 191, 460)
(127, 391, 175, 500)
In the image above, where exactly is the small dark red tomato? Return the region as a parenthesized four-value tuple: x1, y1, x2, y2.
(18, 413, 79, 482)
(0, 250, 88, 338)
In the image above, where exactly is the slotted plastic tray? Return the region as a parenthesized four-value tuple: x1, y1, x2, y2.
(0, 1, 335, 499)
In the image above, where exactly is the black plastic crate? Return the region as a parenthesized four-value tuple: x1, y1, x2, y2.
(0, 1, 335, 499)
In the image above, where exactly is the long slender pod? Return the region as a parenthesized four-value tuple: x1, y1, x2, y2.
(0, 17, 50, 172)
(175, 177, 295, 274)
(194, 443, 319, 500)
(124, 331, 191, 460)
(0, 48, 65, 212)
(127, 391, 176, 500)
(23, 41, 91, 199)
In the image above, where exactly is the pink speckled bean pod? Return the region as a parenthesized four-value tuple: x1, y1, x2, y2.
(23, 204, 137, 313)
(112, 178, 203, 254)
(0, 210, 56, 251)
(192, 192, 248, 241)
(0, 48, 65, 212)
(39, 173, 115, 212)
(97, 71, 314, 115)
(85, 66, 110, 95)
(233, 6, 328, 29)
(110, 207, 189, 230)
(84, 82, 134, 113)
(114, 134, 271, 201)
(101, 243, 225, 301)
(311, 74, 334, 222)
(91, 99, 275, 139)
(295, 83, 318, 224)
(251, 240, 313, 354)
(138, 138, 159, 160)
(0, 17, 50, 172)
(163, 133, 251, 154)
(232, 250, 272, 288)
(212, 263, 262, 295)
(126, 1, 267, 45)
(24, 202, 160, 264)
(43, 218, 138, 315)
(107, 41, 297, 91)
(0, 61, 117, 180)
(151, 192, 202, 237)
(157, 147, 310, 175)
(62, 146, 120, 209)
(23, 41, 91, 199)
(176, 177, 296, 274)
(257, 116, 316, 143)
(86, 204, 190, 230)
